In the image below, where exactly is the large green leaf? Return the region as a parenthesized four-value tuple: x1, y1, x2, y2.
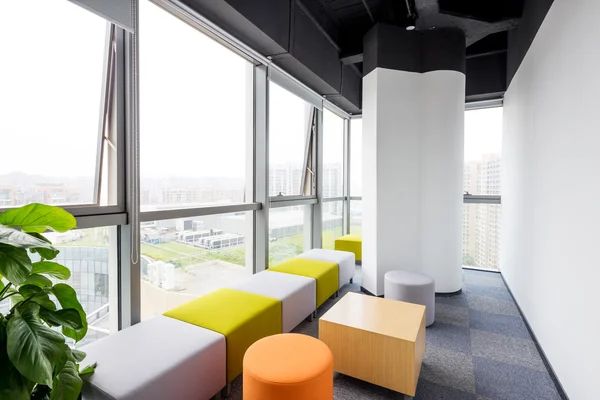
(50, 360, 82, 400)
(71, 349, 86, 363)
(22, 274, 53, 289)
(38, 308, 83, 331)
(28, 233, 60, 261)
(0, 204, 76, 234)
(0, 225, 57, 250)
(0, 244, 33, 285)
(32, 261, 71, 280)
(0, 323, 30, 400)
(51, 284, 87, 342)
(6, 302, 66, 386)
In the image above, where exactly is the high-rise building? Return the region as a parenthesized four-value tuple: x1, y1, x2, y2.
(462, 154, 501, 270)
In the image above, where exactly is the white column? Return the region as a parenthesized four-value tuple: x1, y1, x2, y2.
(362, 68, 464, 295)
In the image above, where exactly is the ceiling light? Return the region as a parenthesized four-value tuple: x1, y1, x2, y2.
(406, 15, 416, 31)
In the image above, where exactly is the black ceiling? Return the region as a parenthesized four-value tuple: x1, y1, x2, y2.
(303, 0, 524, 72)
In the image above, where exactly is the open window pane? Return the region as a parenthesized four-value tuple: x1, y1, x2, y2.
(323, 201, 344, 249)
(462, 204, 501, 271)
(140, 212, 252, 319)
(269, 205, 311, 265)
(350, 118, 363, 197)
(0, 1, 108, 206)
(140, 1, 253, 211)
(464, 108, 502, 196)
(269, 83, 314, 197)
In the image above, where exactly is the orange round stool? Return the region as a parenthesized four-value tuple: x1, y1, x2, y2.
(243, 333, 334, 400)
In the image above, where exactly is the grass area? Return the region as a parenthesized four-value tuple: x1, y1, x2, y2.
(141, 242, 246, 268)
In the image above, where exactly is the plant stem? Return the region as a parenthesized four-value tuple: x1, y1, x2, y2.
(0, 282, 12, 299)
(0, 291, 19, 303)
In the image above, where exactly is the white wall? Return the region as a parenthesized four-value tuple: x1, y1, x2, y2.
(362, 68, 464, 295)
(502, 1, 600, 399)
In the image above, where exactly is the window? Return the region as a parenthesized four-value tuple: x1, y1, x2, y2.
(322, 200, 344, 249)
(322, 110, 345, 247)
(140, 0, 253, 211)
(140, 212, 252, 319)
(269, 206, 311, 265)
(350, 200, 363, 235)
(0, 0, 114, 207)
(464, 108, 503, 196)
(42, 227, 117, 347)
(462, 204, 501, 271)
(268, 83, 316, 197)
(350, 118, 363, 197)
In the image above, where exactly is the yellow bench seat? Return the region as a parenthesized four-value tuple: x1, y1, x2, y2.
(164, 288, 281, 383)
(270, 258, 338, 307)
(335, 234, 362, 261)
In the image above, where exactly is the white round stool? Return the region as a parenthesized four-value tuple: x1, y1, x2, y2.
(384, 270, 435, 327)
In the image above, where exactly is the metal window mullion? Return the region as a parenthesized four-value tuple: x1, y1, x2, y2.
(253, 65, 269, 273)
(139, 203, 262, 223)
(463, 195, 501, 204)
(269, 198, 318, 208)
(312, 108, 323, 249)
(119, 13, 140, 329)
(343, 117, 351, 235)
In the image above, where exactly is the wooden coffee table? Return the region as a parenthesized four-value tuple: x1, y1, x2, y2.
(319, 292, 426, 399)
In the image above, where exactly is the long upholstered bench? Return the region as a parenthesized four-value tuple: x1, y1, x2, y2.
(82, 248, 356, 399)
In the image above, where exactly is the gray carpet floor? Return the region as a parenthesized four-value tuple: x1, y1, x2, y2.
(229, 268, 562, 400)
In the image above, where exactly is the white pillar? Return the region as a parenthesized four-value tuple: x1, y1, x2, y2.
(362, 25, 465, 295)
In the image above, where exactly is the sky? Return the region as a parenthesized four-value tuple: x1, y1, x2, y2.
(0, 0, 502, 191)
(0, 0, 106, 177)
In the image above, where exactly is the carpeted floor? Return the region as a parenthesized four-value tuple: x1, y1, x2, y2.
(229, 267, 562, 400)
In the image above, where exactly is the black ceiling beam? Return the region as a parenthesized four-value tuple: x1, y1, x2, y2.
(341, 53, 364, 65)
(438, 0, 523, 23)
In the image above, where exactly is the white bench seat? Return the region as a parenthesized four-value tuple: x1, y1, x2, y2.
(297, 249, 355, 288)
(226, 270, 316, 333)
(81, 315, 226, 400)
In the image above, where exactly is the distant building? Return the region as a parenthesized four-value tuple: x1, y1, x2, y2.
(462, 154, 502, 270)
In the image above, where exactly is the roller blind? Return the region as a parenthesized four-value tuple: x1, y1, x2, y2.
(68, 0, 134, 32)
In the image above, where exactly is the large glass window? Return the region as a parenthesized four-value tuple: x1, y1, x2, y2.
(43, 227, 117, 346)
(269, 206, 311, 265)
(350, 200, 363, 235)
(322, 110, 345, 247)
(140, 1, 253, 211)
(350, 118, 363, 197)
(464, 108, 503, 196)
(462, 204, 501, 271)
(0, 0, 111, 207)
(268, 83, 315, 197)
(140, 212, 252, 319)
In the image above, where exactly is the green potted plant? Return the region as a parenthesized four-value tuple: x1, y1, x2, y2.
(0, 204, 95, 400)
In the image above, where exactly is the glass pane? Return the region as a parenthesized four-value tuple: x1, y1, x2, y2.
(45, 227, 116, 347)
(322, 201, 344, 249)
(0, 1, 108, 206)
(140, 1, 253, 211)
(140, 212, 252, 320)
(323, 110, 344, 199)
(268, 83, 313, 196)
(462, 204, 501, 271)
(464, 108, 503, 195)
(269, 205, 311, 266)
(350, 200, 363, 235)
(350, 118, 363, 197)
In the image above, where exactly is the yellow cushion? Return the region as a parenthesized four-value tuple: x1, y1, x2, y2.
(269, 259, 338, 307)
(164, 288, 282, 382)
(335, 234, 362, 261)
